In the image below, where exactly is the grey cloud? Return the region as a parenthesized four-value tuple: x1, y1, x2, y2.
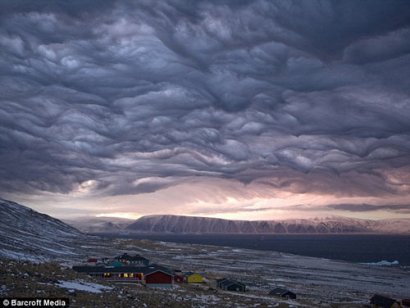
(343, 28, 410, 65)
(191, 204, 274, 215)
(327, 203, 410, 213)
(1, 0, 410, 201)
(282, 203, 410, 214)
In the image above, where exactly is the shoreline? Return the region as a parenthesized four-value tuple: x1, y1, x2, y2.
(89, 232, 410, 266)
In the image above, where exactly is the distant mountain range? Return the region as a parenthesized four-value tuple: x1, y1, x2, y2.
(2, 197, 409, 263)
(0, 198, 87, 261)
(1, 198, 409, 264)
(123, 215, 410, 234)
(63, 217, 133, 233)
(66, 214, 410, 235)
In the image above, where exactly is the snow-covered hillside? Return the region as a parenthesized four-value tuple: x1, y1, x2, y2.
(63, 217, 133, 233)
(0, 198, 86, 261)
(126, 214, 410, 234)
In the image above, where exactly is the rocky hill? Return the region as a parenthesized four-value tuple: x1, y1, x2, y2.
(0, 198, 87, 261)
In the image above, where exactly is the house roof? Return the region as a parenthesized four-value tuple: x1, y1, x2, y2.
(269, 287, 295, 296)
(142, 265, 173, 276)
(224, 281, 244, 287)
(186, 272, 202, 277)
(73, 265, 149, 273)
(219, 279, 245, 288)
(73, 264, 174, 278)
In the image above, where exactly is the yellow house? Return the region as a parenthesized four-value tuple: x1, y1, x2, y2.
(186, 273, 204, 283)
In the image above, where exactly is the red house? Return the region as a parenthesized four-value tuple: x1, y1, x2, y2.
(143, 267, 173, 288)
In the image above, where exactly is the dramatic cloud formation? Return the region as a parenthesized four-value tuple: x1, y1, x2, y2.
(1, 0, 410, 219)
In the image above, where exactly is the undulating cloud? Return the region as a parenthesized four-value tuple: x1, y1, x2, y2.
(1, 0, 410, 218)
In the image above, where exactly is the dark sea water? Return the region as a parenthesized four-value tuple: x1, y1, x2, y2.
(99, 233, 410, 266)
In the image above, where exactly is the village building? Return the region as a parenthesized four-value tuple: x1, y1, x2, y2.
(107, 260, 123, 267)
(186, 272, 204, 283)
(114, 253, 150, 266)
(402, 299, 410, 307)
(72, 263, 174, 288)
(142, 266, 174, 288)
(269, 287, 297, 300)
(216, 278, 246, 292)
(173, 270, 184, 283)
(216, 278, 228, 288)
(72, 265, 145, 282)
(87, 258, 98, 265)
(370, 294, 401, 308)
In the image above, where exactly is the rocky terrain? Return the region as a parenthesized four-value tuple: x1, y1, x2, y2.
(0, 259, 191, 308)
(1, 199, 410, 307)
(0, 198, 126, 262)
(2, 238, 409, 307)
(0, 198, 89, 261)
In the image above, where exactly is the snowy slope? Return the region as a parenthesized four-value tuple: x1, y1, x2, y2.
(0, 198, 86, 261)
(63, 217, 133, 233)
(126, 215, 410, 234)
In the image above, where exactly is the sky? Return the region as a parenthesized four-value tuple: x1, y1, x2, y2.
(1, 0, 410, 221)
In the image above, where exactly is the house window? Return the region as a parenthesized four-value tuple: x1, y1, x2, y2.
(123, 273, 128, 278)
(129, 273, 134, 278)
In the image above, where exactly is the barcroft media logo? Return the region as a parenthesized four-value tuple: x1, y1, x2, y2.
(0, 298, 69, 307)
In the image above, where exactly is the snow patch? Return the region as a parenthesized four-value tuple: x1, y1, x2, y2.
(57, 280, 113, 293)
(0, 249, 46, 262)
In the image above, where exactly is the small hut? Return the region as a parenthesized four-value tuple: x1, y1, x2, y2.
(186, 272, 204, 283)
(269, 288, 297, 300)
(87, 258, 98, 265)
(217, 278, 246, 292)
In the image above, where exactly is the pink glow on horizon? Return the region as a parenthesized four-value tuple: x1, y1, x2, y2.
(5, 177, 410, 221)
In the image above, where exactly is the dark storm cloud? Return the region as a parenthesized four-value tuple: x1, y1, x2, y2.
(1, 0, 410, 209)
